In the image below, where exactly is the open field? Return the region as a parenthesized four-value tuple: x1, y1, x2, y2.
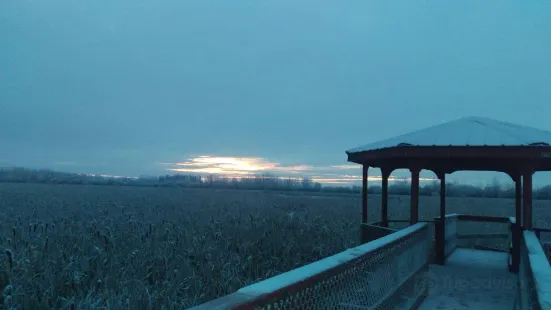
(0, 183, 550, 309)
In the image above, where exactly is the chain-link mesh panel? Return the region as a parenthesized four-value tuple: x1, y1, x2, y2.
(456, 220, 509, 251)
(538, 231, 551, 245)
(424, 222, 436, 263)
(542, 243, 551, 264)
(191, 224, 432, 310)
(240, 226, 430, 310)
(388, 221, 435, 262)
(388, 221, 410, 230)
(444, 215, 457, 257)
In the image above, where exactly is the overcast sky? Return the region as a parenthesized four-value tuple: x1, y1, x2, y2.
(1, 1, 550, 186)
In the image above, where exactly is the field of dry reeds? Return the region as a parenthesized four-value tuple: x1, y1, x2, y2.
(0, 182, 550, 309)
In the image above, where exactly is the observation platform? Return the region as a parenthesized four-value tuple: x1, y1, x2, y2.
(190, 117, 551, 310)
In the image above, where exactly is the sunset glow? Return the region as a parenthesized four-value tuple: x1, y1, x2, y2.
(164, 155, 439, 185)
(168, 156, 311, 175)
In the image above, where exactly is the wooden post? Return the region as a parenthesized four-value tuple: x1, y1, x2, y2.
(438, 173, 446, 264)
(439, 173, 446, 224)
(381, 167, 391, 228)
(410, 167, 420, 225)
(515, 176, 522, 226)
(362, 165, 368, 224)
(513, 174, 521, 273)
(523, 170, 533, 229)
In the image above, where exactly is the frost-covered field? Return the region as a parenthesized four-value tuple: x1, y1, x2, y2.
(0, 183, 550, 309)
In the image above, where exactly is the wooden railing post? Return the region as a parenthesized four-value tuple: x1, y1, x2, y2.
(509, 218, 520, 273)
(434, 218, 445, 265)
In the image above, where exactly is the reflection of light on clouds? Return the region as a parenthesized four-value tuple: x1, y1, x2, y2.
(330, 165, 359, 169)
(86, 173, 137, 179)
(163, 155, 439, 185)
(167, 156, 312, 175)
(169, 167, 252, 175)
(277, 165, 313, 171)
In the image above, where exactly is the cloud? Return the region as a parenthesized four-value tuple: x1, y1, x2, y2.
(53, 161, 78, 166)
(166, 156, 312, 175)
(163, 155, 438, 185)
(329, 164, 359, 170)
(85, 173, 138, 179)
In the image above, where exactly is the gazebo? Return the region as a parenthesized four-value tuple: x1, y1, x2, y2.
(191, 116, 551, 310)
(346, 116, 551, 269)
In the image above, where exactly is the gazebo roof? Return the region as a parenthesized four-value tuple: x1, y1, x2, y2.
(346, 117, 551, 173)
(347, 116, 551, 154)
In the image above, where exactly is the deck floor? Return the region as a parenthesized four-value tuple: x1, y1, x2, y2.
(418, 248, 517, 310)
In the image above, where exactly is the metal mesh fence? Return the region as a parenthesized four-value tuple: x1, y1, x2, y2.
(388, 221, 435, 262)
(456, 220, 509, 251)
(542, 243, 551, 264)
(191, 224, 431, 310)
(241, 225, 430, 310)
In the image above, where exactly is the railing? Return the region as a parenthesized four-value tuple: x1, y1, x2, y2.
(454, 214, 510, 251)
(434, 214, 511, 265)
(517, 230, 551, 310)
(189, 223, 431, 310)
(434, 214, 458, 264)
(364, 220, 436, 262)
(534, 228, 551, 241)
(509, 217, 520, 273)
(534, 228, 551, 263)
(359, 222, 398, 244)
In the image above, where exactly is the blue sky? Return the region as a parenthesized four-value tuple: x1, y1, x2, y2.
(1, 1, 550, 186)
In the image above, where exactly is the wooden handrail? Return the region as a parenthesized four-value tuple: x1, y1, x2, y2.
(456, 214, 510, 223)
(457, 233, 509, 239)
(386, 219, 436, 223)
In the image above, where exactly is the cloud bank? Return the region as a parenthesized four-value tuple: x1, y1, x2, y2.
(163, 155, 437, 185)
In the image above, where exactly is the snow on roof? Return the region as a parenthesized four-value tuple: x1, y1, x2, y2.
(347, 116, 551, 153)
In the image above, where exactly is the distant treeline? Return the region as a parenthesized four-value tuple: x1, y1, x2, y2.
(1, 167, 551, 200)
(0, 167, 323, 190)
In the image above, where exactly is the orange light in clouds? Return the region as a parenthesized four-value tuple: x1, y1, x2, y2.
(164, 156, 439, 184)
(169, 156, 312, 174)
(169, 167, 252, 175)
(178, 156, 276, 171)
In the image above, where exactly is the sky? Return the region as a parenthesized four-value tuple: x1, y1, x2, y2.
(1, 1, 550, 186)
